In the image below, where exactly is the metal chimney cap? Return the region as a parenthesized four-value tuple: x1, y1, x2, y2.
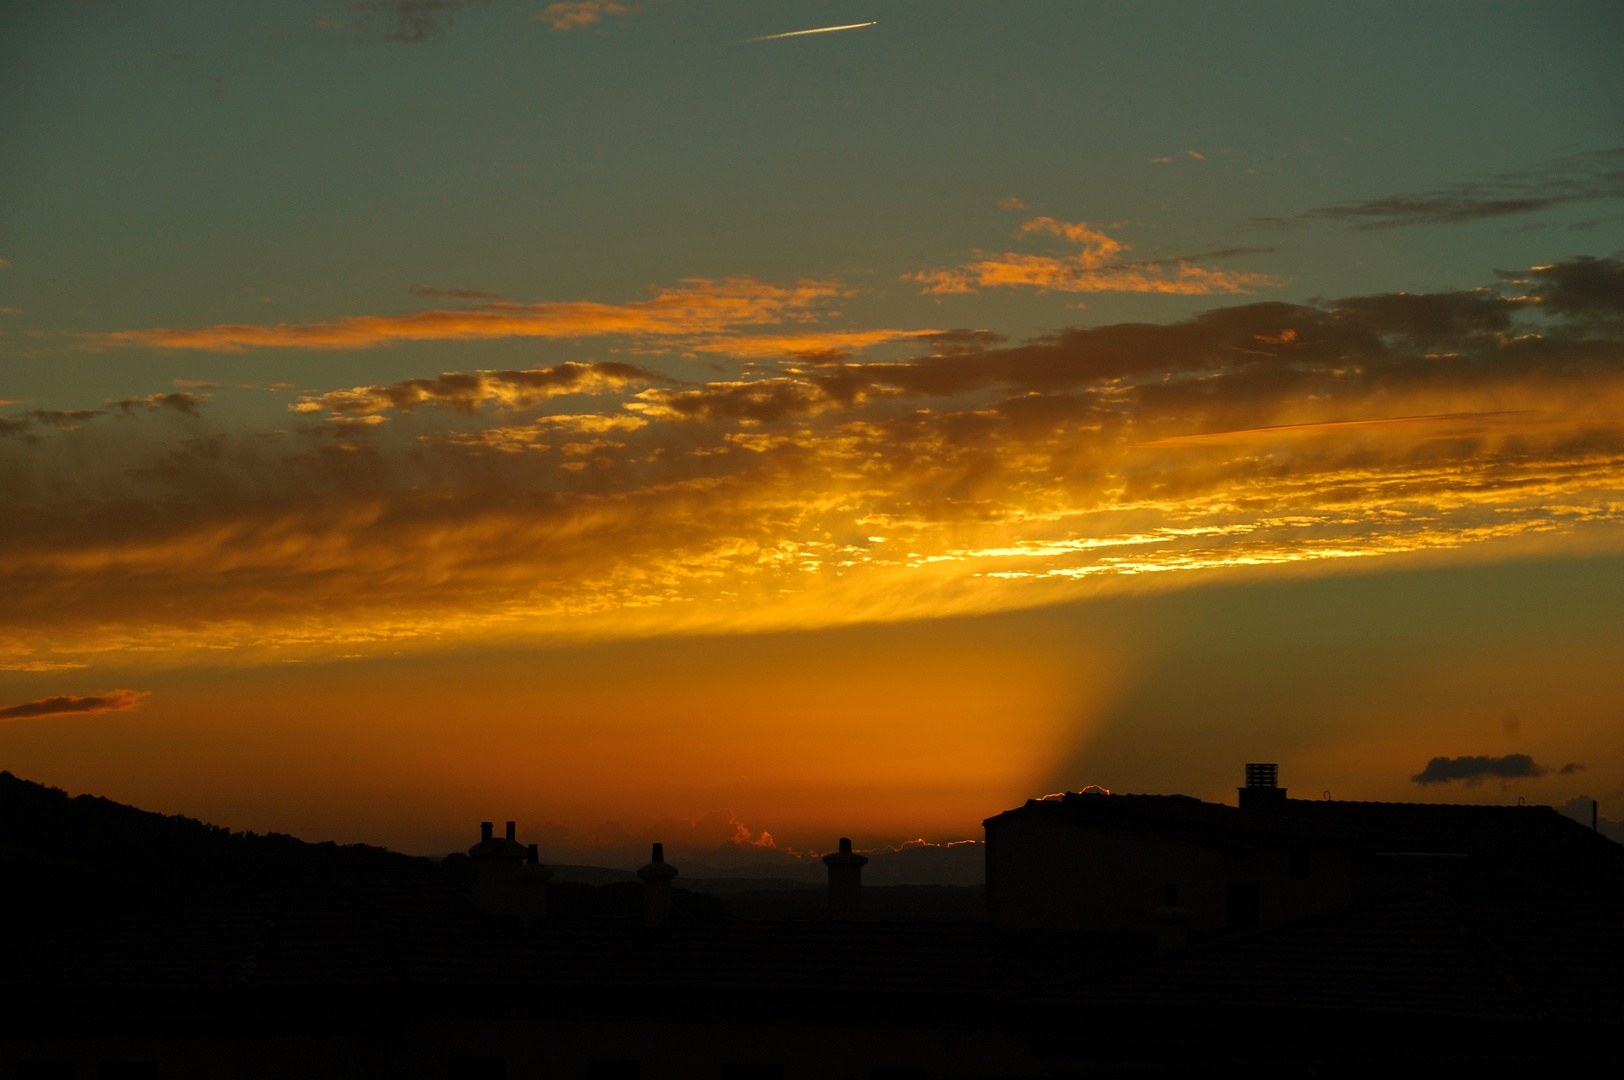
(1245, 763, 1279, 789)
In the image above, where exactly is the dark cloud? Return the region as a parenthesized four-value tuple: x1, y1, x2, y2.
(341, 1, 492, 43)
(1498, 256, 1624, 321)
(294, 361, 660, 416)
(109, 392, 206, 417)
(1559, 763, 1586, 775)
(0, 690, 151, 722)
(411, 285, 507, 302)
(1412, 753, 1546, 785)
(0, 409, 106, 437)
(1304, 148, 1624, 230)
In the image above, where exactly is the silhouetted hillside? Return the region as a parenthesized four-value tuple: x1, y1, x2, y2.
(0, 771, 453, 942)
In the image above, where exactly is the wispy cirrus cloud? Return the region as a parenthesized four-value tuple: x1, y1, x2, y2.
(102, 278, 844, 352)
(1279, 147, 1624, 231)
(410, 284, 506, 301)
(0, 690, 151, 722)
(908, 218, 1279, 296)
(337, 0, 491, 43)
(688, 328, 946, 362)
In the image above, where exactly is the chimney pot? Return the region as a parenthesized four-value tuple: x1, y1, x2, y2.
(1238, 763, 1287, 809)
(637, 843, 679, 927)
(822, 836, 869, 921)
(527, 843, 539, 864)
(469, 820, 527, 919)
(506, 821, 516, 842)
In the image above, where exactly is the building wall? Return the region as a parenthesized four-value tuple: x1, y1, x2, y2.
(985, 812, 1352, 933)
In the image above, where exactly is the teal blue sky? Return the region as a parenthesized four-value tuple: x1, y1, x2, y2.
(3, 1, 1621, 414)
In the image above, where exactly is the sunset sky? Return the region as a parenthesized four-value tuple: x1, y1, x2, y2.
(2, 1, 1622, 863)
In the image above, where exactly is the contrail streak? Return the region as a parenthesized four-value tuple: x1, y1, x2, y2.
(748, 21, 877, 43)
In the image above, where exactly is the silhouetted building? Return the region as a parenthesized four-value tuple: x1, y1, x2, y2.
(4, 775, 1623, 1076)
(985, 765, 1623, 938)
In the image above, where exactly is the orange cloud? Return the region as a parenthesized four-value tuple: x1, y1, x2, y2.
(909, 218, 1278, 296)
(534, 2, 628, 31)
(689, 328, 945, 361)
(0, 689, 150, 722)
(103, 278, 841, 352)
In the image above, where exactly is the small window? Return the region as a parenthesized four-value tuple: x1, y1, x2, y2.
(1290, 844, 1311, 879)
(99, 1065, 157, 1080)
(588, 1062, 640, 1080)
(447, 1059, 505, 1080)
(720, 1066, 784, 1080)
(19, 1064, 76, 1080)
(1226, 882, 1260, 929)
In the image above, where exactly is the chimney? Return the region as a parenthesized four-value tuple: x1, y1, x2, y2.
(506, 821, 516, 842)
(821, 837, 869, 921)
(517, 843, 553, 927)
(1238, 763, 1287, 810)
(637, 842, 678, 927)
(1153, 883, 1190, 955)
(468, 819, 528, 918)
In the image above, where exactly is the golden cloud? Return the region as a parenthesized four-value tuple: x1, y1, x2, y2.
(910, 217, 1279, 296)
(7, 259, 1624, 667)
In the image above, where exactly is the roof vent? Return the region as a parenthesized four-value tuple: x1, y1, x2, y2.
(1238, 763, 1287, 809)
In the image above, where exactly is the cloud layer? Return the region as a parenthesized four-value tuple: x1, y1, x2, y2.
(7, 258, 1624, 667)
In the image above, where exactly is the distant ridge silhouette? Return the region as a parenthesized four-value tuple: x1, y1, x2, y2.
(0, 770, 452, 942)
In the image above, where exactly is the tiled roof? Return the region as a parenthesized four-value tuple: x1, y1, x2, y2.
(987, 793, 1624, 876)
(6, 878, 1618, 1030)
(1279, 799, 1624, 867)
(985, 792, 1349, 847)
(1027, 885, 1624, 1026)
(0, 884, 1139, 1002)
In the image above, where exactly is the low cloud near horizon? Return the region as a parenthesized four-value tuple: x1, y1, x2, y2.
(1411, 753, 1586, 786)
(0, 690, 151, 722)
